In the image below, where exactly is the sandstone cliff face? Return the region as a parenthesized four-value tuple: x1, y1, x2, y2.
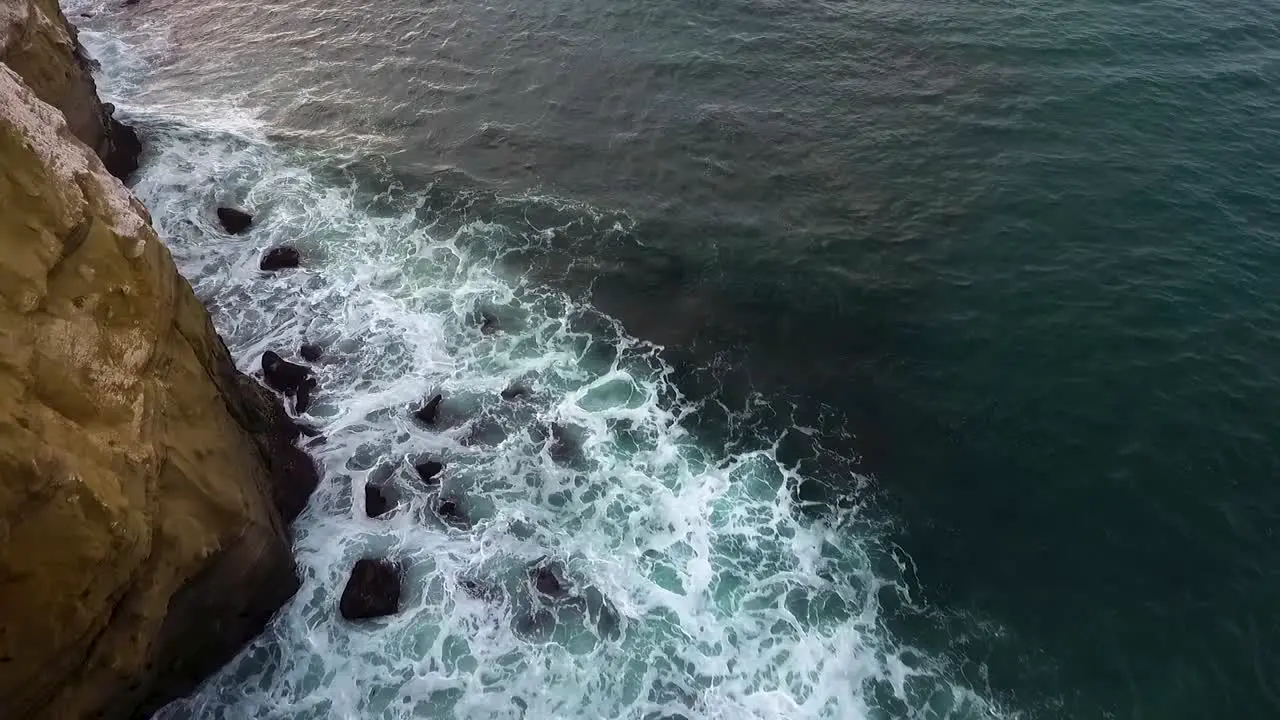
(0, 0, 140, 179)
(0, 11, 317, 720)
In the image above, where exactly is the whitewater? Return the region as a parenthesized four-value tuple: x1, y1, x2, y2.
(67, 2, 1005, 718)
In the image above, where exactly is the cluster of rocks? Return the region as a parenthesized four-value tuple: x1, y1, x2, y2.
(225, 205, 605, 632)
(215, 207, 303, 270)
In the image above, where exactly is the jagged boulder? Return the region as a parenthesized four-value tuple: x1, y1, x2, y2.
(340, 559, 403, 620)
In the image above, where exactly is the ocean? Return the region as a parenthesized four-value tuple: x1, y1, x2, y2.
(66, 0, 1280, 717)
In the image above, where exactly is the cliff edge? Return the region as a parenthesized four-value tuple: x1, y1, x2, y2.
(0, 4, 318, 720)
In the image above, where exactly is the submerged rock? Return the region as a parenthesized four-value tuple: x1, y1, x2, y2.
(436, 497, 469, 527)
(299, 342, 323, 362)
(413, 393, 444, 425)
(414, 459, 444, 484)
(340, 559, 402, 620)
(540, 422, 582, 465)
(514, 608, 557, 640)
(529, 558, 570, 600)
(458, 578, 502, 603)
(216, 207, 253, 235)
(582, 585, 623, 640)
(501, 382, 530, 401)
(365, 484, 393, 518)
(260, 246, 301, 271)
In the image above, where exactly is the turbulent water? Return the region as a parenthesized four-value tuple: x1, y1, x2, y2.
(68, 0, 1280, 718)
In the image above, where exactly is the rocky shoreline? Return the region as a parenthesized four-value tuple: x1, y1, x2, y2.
(1, 3, 628, 717)
(0, 1, 318, 717)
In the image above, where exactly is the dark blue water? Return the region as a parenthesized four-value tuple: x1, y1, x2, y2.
(73, 0, 1280, 717)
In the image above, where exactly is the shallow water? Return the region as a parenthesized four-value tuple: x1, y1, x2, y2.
(67, 0, 1280, 717)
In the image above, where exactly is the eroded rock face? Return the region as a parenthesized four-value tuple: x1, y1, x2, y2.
(0, 57, 316, 720)
(0, 0, 141, 180)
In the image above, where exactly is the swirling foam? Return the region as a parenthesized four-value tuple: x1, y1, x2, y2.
(65, 3, 1008, 718)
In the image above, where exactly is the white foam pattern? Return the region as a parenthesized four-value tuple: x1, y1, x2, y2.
(65, 3, 1008, 718)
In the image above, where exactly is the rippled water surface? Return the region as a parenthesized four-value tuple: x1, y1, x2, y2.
(69, 0, 1280, 717)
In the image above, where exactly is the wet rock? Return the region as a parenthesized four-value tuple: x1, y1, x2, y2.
(299, 342, 323, 362)
(216, 207, 252, 235)
(261, 351, 317, 413)
(339, 559, 402, 620)
(261, 351, 313, 393)
(436, 497, 469, 527)
(260, 246, 301, 271)
(414, 459, 444, 485)
(365, 484, 392, 518)
(413, 393, 443, 425)
(102, 114, 141, 181)
(295, 422, 323, 437)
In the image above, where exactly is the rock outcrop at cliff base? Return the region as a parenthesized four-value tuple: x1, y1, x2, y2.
(1, 0, 141, 179)
(0, 6, 318, 720)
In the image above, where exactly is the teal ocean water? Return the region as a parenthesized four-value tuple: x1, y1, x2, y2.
(69, 0, 1280, 717)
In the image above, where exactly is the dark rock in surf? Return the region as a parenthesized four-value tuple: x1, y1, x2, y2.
(299, 342, 323, 362)
(261, 350, 317, 413)
(365, 484, 392, 518)
(260, 246, 301, 271)
(501, 382, 530, 401)
(414, 459, 444, 484)
(261, 351, 312, 393)
(339, 559, 402, 620)
(413, 393, 444, 425)
(436, 497, 469, 527)
(216, 207, 252, 235)
(101, 113, 141, 182)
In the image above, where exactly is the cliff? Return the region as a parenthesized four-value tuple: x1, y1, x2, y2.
(1, 0, 140, 179)
(0, 4, 318, 720)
